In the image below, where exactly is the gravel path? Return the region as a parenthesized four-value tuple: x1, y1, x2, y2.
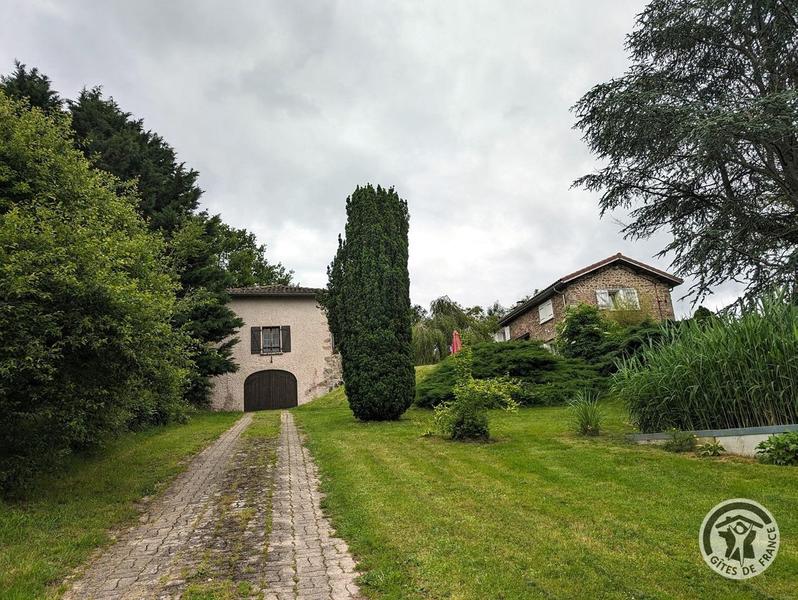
(63, 411, 362, 600)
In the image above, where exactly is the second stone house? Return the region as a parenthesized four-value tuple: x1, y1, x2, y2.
(496, 253, 683, 343)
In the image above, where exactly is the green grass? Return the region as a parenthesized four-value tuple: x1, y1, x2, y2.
(294, 377, 798, 599)
(0, 411, 241, 600)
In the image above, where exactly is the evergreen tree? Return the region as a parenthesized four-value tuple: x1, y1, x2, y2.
(69, 87, 201, 235)
(325, 185, 415, 421)
(2, 62, 294, 407)
(573, 0, 798, 300)
(0, 61, 62, 113)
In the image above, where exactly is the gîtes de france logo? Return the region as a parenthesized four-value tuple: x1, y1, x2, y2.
(699, 498, 780, 579)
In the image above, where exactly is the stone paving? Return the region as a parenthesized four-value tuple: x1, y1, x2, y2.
(262, 412, 361, 600)
(63, 411, 362, 600)
(64, 414, 254, 600)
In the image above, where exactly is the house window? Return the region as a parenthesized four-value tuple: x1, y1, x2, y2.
(493, 326, 511, 342)
(538, 299, 554, 324)
(596, 288, 640, 310)
(251, 325, 292, 355)
(262, 326, 282, 353)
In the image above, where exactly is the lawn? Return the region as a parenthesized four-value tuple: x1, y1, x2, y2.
(0, 411, 241, 600)
(293, 373, 798, 599)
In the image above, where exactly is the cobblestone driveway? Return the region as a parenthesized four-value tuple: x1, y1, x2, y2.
(64, 411, 362, 600)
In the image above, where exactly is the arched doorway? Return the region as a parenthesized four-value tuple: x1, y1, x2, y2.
(244, 370, 298, 411)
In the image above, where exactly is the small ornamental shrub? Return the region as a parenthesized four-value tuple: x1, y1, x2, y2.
(432, 348, 520, 440)
(696, 439, 725, 457)
(662, 429, 697, 453)
(568, 390, 603, 436)
(756, 432, 798, 466)
(416, 341, 603, 408)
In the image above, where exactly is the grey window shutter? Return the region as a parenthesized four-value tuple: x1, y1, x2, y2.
(281, 326, 291, 352)
(251, 327, 262, 354)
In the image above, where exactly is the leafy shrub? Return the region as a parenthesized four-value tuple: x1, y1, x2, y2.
(432, 349, 520, 440)
(756, 432, 798, 466)
(696, 439, 725, 457)
(614, 292, 798, 433)
(556, 304, 609, 362)
(0, 92, 188, 492)
(415, 341, 603, 408)
(568, 390, 603, 436)
(594, 320, 667, 376)
(662, 429, 697, 453)
(557, 304, 613, 361)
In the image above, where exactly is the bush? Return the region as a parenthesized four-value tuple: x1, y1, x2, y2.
(568, 390, 603, 436)
(594, 320, 667, 376)
(432, 349, 520, 440)
(556, 304, 609, 362)
(614, 291, 798, 433)
(756, 432, 798, 466)
(662, 429, 697, 453)
(696, 439, 725, 457)
(0, 93, 188, 492)
(557, 303, 668, 376)
(416, 341, 603, 408)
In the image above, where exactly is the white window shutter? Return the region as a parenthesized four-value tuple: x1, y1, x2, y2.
(617, 288, 640, 309)
(596, 289, 611, 309)
(538, 299, 554, 323)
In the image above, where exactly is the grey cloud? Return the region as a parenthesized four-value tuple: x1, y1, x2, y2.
(2, 0, 736, 317)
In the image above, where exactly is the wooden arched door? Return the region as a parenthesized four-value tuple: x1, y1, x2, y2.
(244, 370, 298, 411)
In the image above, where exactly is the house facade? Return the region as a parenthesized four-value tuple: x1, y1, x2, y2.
(209, 285, 341, 411)
(496, 253, 683, 343)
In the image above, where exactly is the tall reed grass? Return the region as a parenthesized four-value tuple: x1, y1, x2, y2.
(613, 292, 798, 433)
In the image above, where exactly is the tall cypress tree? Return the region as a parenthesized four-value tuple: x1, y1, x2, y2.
(325, 185, 414, 421)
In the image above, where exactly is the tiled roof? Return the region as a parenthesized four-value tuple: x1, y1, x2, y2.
(227, 285, 323, 297)
(498, 253, 683, 326)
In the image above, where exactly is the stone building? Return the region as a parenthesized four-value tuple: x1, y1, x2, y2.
(210, 285, 341, 411)
(496, 253, 683, 343)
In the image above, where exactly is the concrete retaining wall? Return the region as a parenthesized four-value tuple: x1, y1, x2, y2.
(627, 424, 798, 457)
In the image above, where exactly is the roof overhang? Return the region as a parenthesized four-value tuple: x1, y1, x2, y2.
(227, 285, 323, 298)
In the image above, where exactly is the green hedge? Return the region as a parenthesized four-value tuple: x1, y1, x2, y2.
(415, 341, 604, 408)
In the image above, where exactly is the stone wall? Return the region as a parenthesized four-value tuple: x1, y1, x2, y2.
(508, 295, 566, 342)
(560, 264, 676, 321)
(210, 296, 339, 410)
(507, 264, 677, 342)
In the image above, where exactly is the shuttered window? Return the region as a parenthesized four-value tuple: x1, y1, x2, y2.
(538, 299, 554, 324)
(596, 288, 640, 310)
(262, 326, 282, 353)
(596, 289, 612, 309)
(616, 288, 640, 309)
(250, 325, 292, 354)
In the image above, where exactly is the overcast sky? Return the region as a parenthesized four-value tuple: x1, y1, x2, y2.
(3, 0, 745, 316)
